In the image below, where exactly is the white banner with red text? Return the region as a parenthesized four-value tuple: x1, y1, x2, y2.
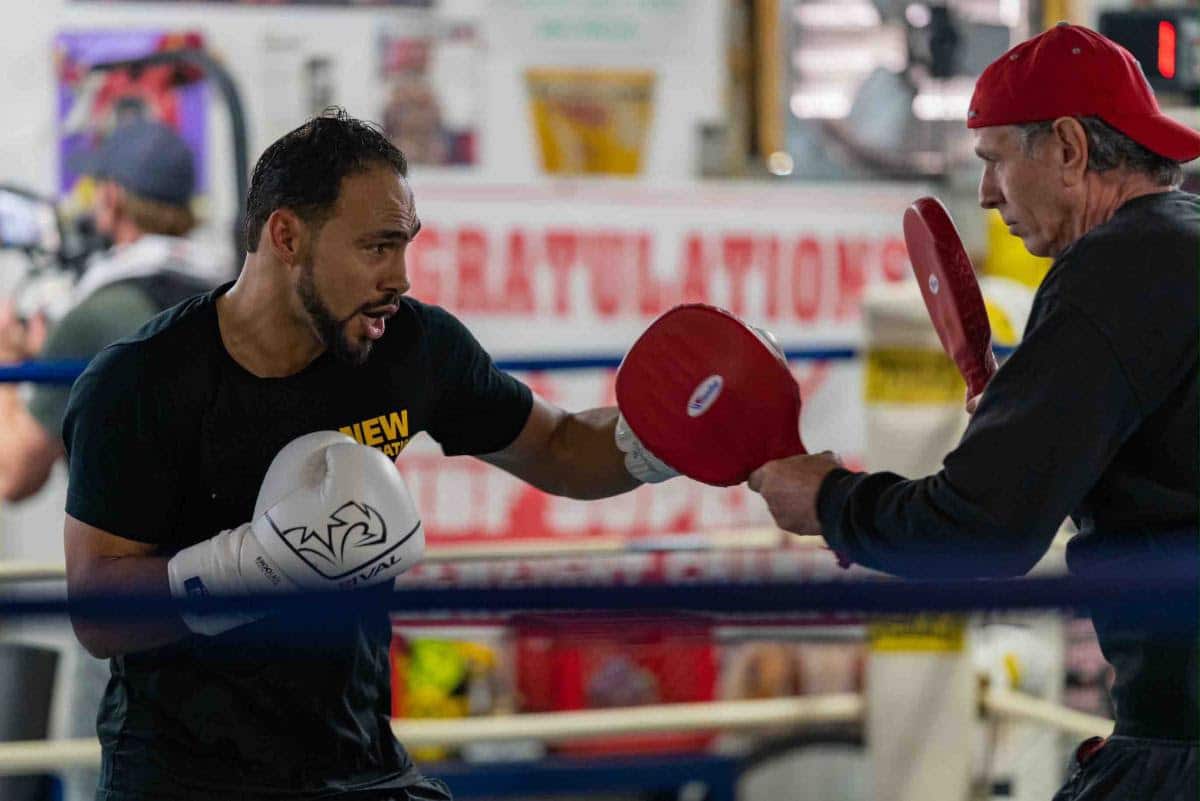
(398, 180, 928, 546)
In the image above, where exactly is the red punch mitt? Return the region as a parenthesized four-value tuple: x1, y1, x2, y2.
(615, 304, 805, 486)
(903, 196, 998, 398)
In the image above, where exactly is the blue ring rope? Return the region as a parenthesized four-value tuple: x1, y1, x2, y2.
(3, 566, 1195, 632)
(0, 345, 1016, 384)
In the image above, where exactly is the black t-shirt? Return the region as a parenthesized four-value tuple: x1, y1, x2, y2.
(62, 283, 533, 799)
(818, 190, 1199, 739)
(29, 271, 216, 442)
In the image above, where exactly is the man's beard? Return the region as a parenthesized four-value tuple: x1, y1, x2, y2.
(297, 259, 372, 366)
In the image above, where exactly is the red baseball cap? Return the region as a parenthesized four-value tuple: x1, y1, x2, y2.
(968, 23, 1200, 162)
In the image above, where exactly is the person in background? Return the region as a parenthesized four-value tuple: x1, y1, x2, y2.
(0, 118, 227, 501)
(0, 117, 227, 801)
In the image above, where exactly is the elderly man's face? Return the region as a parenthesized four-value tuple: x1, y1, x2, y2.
(974, 125, 1074, 258)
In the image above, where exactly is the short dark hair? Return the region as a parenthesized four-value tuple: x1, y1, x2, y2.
(243, 108, 408, 252)
(1017, 116, 1183, 188)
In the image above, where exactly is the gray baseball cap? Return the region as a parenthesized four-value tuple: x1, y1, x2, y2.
(77, 119, 196, 207)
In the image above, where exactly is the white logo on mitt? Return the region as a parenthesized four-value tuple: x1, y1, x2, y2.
(686, 374, 724, 418)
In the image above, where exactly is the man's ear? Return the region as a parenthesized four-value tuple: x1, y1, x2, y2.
(1051, 117, 1089, 187)
(264, 209, 309, 267)
(101, 181, 125, 214)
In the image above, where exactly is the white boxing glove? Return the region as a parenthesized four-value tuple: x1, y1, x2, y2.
(167, 431, 425, 636)
(614, 413, 679, 484)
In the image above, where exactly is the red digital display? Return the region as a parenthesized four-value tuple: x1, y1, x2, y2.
(1158, 20, 1177, 80)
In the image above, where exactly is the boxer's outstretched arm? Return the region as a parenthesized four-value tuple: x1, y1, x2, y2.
(480, 396, 640, 500)
(64, 515, 189, 659)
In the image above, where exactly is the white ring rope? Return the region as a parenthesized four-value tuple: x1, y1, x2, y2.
(0, 528, 787, 584)
(0, 687, 1116, 776)
(0, 527, 1075, 584)
(394, 693, 863, 744)
(980, 684, 1114, 739)
(0, 561, 65, 582)
(0, 738, 101, 776)
(0, 694, 862, 775)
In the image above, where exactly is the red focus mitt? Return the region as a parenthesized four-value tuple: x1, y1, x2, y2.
(615, 304, 805, 487)
(903, 196, 998, 398)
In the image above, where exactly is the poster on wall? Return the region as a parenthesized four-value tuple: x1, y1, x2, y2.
(259, 31, 343, 142)
(55, 30, 208, 209)
(488, 0, 697, 57)
(486, 0, 722, 179)
(377, 16, 481, 167)
(524, 68, 656, 175)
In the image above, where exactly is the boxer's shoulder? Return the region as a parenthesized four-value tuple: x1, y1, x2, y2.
(74, 291, 220, 412)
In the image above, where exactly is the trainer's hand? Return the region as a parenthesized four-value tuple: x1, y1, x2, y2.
(748, 451, 843, 535)
(965, 392, 983, 416)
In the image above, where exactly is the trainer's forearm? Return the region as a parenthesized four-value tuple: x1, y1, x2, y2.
(549, 406, 641, 500)
(69, 555, 191, 659)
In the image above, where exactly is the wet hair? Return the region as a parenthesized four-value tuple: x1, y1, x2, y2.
(1017, 116, 1182, 188)
(243, 107, 408, 252)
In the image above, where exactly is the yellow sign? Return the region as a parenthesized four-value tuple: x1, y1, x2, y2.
(983, 297, 1018, 345)
(525, 67, 656, 175)
(982, 209, 1052, 289)
(864, 348, 965, 404)
(868, 615, 967, 653)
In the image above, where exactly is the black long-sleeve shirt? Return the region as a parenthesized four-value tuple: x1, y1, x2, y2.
(818, 190, 1199, 739)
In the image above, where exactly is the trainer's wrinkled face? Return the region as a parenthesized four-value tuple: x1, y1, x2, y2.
(974, 125, 1072, 258)
(296, 165, 419, 365)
